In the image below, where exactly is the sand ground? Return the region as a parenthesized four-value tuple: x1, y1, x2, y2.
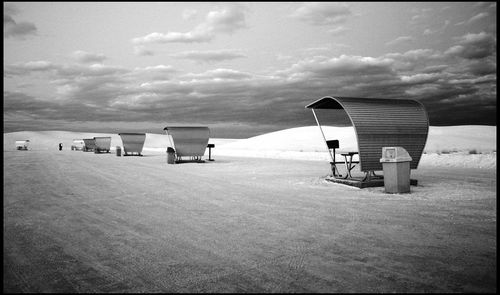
(3, 149, 497, 292)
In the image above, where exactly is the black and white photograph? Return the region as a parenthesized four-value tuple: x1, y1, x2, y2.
(3, 2, 496, 293)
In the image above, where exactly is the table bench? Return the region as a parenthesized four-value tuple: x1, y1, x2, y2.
(326, 140, 359, 179)
(340, 152, 359, 179)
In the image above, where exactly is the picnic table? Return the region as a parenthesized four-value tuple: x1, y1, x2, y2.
(339, 152, 359, 179)
(326, 140, 361, 179)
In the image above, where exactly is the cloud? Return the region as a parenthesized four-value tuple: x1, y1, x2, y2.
(455, 4, 495, 26)
(133, 45, 155, 56)
(290, 2, 352, 25)
(5, 61, 131, 107)
(4, 14, 15, 25)
(55, 63, 129, 78)
(3, 90, 91, 126)
(4, 91, 55, 112)
(327, 26, 349, 36)
(182, 68, 253, 81)
(72, 50, 107, 64)
(410, 8, 432, 25)
(4, 32, 497, 135)
(3, 3, 37, 39)
(423, 20, 450, 35)
(4, 60, 56, 76)
(205, 5, 247, 34)
(400, 73, 443, 84)
(385, 36, 414, 47)
(136, 64, 176, 73)
(131, 30, 213, 44)
(467, 12, 489, 24)
(4, 18, 37, 39)
(445, 32, 496, 59)
(282, 55, 395, 80)
(132, 5, 247, 45)
(133, 65, 178, 81)
(170, 49, 247, 63)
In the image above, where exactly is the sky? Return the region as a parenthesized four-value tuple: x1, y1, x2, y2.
(3, 2, 497, 138)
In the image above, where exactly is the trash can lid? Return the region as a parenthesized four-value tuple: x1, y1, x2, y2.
(167, 147, 175, 153)
(380, 147, 412, 162)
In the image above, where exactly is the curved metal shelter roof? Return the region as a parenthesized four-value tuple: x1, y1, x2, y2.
(118, 133, 146, 155)
(93, 136, 111, 150)
(306, 96, 429, 171)
(82, 138, 96, 148)
(163, 126, 210, 157)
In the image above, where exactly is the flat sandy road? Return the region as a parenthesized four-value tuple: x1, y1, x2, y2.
(3, 149, 496, 292)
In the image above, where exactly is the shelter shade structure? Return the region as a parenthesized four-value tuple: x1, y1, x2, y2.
(164, 126, 210, 163)
(118, 133, 146, 156)
(82, 138, 96, 152)
(305, 96, 429, 181)
(93, 137, 111, 153)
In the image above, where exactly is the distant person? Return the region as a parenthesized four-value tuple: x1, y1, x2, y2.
(59, 143, 63, 151)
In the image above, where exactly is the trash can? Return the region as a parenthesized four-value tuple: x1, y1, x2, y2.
(380, 147, 412, 193)
(167, 147, 175, 164)
(116, 146, 121, 157)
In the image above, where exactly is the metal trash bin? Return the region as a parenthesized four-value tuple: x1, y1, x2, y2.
(116, 146, 121, 157)
(167, 147, 175, 164)
(380, 147, 412, 193)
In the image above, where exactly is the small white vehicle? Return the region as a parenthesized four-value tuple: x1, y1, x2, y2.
(71, 139, 85, 151)
(15, 140, 30, 150)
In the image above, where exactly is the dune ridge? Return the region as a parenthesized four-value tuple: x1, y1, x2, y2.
(4, 125, 496, 169)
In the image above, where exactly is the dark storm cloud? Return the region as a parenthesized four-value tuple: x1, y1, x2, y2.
(445, 32, 496, 60)
(3, 3, 37, 39)
(4, 28, 497, 133)
(4, 91, 56, 113)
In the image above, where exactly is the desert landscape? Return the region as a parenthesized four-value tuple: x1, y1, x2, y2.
(5, 2, 496, 293)
(3, 125, 496, 292)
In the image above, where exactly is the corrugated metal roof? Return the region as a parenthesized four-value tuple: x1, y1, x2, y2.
(119, 133, 146, 154)
(306, 96, 429, 171)
(164, 126, 210, 157)
(93, 136, 111, 149)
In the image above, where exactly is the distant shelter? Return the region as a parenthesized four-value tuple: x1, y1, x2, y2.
(82, 139, 96, 152)
(164, 126, 210, 163)
(118, 133, 146, 156)
(93, 137, 111, 153)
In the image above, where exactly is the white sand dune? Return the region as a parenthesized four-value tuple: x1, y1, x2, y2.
(425, 125, 496, 153)
(213, 125, 496, 169)
(216, 125, 496, 153)
(3, 125, 496, 169)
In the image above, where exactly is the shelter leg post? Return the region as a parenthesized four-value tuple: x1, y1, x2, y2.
(311, 109, 337, 176)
